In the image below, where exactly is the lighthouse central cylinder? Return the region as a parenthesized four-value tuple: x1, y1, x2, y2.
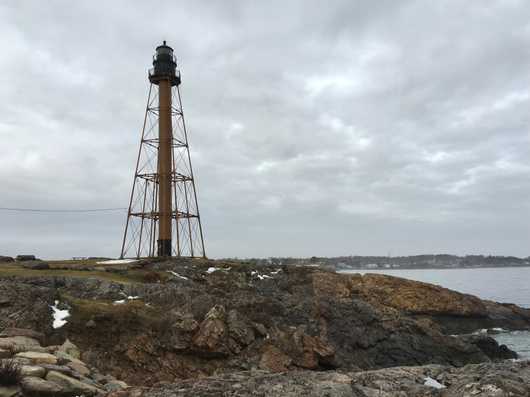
(157, 79, 173, 256)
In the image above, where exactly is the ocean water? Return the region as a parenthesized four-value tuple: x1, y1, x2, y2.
(339, 267, 530, 358)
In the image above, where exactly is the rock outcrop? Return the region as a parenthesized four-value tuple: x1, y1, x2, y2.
(0, 258, 528, 388)
(107, 360, 530, 397)
(0, 328, 128, 396)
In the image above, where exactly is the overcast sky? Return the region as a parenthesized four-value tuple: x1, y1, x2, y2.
(0, 1, 529, 259)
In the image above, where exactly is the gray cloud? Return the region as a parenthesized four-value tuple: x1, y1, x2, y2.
(0, 0, 529, 258)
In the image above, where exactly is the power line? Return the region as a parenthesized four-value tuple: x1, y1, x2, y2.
(0, 207, 127, 213)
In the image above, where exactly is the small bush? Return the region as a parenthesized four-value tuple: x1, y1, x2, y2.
(0, 360, 22, 386)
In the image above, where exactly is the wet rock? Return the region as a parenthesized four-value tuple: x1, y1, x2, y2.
(20, 376, 63, 396)
(460, 334, 518, 360)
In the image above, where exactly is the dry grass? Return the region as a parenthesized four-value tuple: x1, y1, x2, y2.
(0, 360, 21, 386)
(0, 263, 170, 284)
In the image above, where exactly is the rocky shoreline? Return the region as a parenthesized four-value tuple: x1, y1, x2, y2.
(0, 258, 529, 396)
(0, 328, 127, 396)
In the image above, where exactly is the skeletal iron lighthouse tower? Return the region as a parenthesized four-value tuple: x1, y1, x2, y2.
(120, 41, 205, 258)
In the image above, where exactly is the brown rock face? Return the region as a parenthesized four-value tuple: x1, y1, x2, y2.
(227, 309, 255, 352)
(349, 273, 488, 317)
(260, 345, 292, 372)
(192, 305, 229, 356)
(267, 326, 336, 370)
(1, 260, 527, 387)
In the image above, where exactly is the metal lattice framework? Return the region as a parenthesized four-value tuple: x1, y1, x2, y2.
(120, 83, 206, 258)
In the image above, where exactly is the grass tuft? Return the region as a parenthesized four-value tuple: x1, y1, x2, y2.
(0, 360, 21, 386)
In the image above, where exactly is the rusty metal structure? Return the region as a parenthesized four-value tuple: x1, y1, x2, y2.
(120, 41, 205, 258)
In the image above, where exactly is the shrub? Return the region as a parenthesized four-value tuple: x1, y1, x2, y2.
(0, 360, 22, 386)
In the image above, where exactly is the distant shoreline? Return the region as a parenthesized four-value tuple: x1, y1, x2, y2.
(337, 264, 530, 271)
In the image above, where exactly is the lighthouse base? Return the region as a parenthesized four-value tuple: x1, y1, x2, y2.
(157, 239, 172, 257)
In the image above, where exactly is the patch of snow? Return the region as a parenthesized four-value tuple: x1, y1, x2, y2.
(167, 270, 189, 280)
(97, 259, 139, 265)
(270, 269, 281, 275)
(206, 267, 220, 273)
(424, 377, 445, 389)
(251, 270, 273, 280)
(50, 301, 70, 329)
(114, 295, 139, 304)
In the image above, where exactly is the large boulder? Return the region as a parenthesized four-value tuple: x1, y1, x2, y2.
(15, 352, 57, 365)
(20, 365, 46, 377)
(168, 311, 199, 351)
(57, 339, 80, 359)
(0, 386, 20, 397)
(192, 305, 229, 356)
(46, 370, 102, 396)
(20, 376, 63, 396)
(0, 337, 44, 354)
(0, 328, 45, 344)
(226, 309, 255, 353)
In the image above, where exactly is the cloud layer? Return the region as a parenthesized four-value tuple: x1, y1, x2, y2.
(0, 1, 529, 258)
